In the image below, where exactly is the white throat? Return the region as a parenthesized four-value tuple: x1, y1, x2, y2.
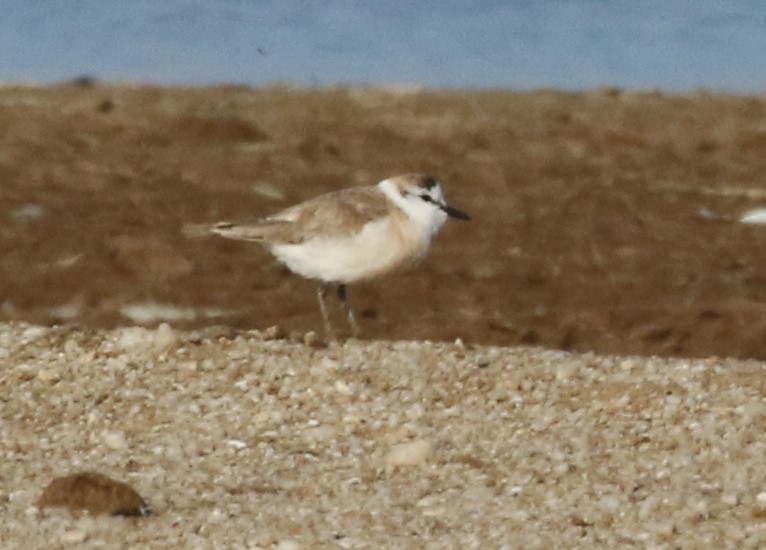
(378, 178, 448, 237)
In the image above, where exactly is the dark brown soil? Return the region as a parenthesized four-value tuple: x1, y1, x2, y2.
(3, 84, 766, 359)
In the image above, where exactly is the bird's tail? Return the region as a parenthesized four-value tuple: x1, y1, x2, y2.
(209, 221, 272, 242)
(183, 220, 290, 242)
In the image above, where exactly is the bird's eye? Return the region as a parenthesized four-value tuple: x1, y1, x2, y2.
(420, 194, 435, 204)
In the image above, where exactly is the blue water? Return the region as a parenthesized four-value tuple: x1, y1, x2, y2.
(1, 0, 765, 92)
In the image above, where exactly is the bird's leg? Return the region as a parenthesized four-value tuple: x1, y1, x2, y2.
(316, 284, 335, 341)
(337, 284, 359, 338)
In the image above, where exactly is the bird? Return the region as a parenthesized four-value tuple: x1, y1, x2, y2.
(211, 173, 470, 339)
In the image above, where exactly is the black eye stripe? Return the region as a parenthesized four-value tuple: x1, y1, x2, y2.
(403, 190, 441, 207)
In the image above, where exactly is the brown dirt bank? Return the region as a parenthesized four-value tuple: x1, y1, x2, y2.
(3, 84, 766, 359)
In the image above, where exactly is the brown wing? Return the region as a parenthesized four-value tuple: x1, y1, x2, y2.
(266, 186, 391, 243)
(212, 186, 391, 245)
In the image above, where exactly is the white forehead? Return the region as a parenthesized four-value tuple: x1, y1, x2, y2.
(379, 175, 443, 198)
(378, 176, 448, 235)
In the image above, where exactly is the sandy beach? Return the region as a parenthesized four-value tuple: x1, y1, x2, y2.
(2, 322, 766, 548)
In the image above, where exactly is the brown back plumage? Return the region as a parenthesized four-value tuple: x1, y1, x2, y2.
(213, 186, 392, 245)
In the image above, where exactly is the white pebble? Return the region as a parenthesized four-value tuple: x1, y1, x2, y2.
(37, 368, 61, 382)
(319, 357, 340, 370)
(334, 380, 354, 395)
(226, 439, 248, 450)
(598, 494, 621, 513)
(303, 330, 319, 347)
(63, 339, 81, 356)
(555, 363, 577, 380)
(114, 327, 152, 353)
(303, 424, 337, 441)
(208, 509, 227, 523)
(153, 322, 179, 352)
(416, 494, 440, 507)
(61, 530, 88, 544)
(276, 541, 304, 550)
(654, 521, 675, 537)
(103, 431, 128, 450)
(21, 325, 47, 341)
(692, 499, 709, 517)
(385, 439, 433, 467)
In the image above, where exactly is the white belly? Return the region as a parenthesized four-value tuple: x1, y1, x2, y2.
(270, 217, 429, 283)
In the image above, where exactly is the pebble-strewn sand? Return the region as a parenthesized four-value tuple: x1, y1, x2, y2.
(2, 322, 766, 548)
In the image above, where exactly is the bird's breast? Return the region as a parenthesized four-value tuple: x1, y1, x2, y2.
(270, 213, 430, 283)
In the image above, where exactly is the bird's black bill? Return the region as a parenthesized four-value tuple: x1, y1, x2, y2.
(443, 204, 470, 220)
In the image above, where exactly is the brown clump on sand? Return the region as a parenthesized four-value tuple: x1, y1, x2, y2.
(2, 84, 766, 358)
(38, 471, 151, 516)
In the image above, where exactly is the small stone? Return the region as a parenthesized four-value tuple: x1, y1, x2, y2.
(721, 493, 739, 506)
(208, 508, 227, 523)
(262, 325, 286, 340)
(334, 380, 353, 395)
(276, 541, 304, 550)
(61, 530, 88, 544)
(114, 327, 152, 353)
(16, 364, 36, 381)
(654, 522, 675, 537)
(226, 439, 248, 450)
(756, 491, 766, 509)
(303, 424, 337, 442)
(38, 471, 151, 516)
(691, 499, 709, 518)
(153, 322, 179, 352)
(555, 363, 577, 380)
(177, 361, 199, 379)
(416, 494, 440, 507)
(598, 494, 621, 513)
(37, 368, 61, 383)
(655, 468, 670, 480)
(385, 439, 433, 467)
(63, 339, 81, 356)
(103, 431, 128, 451)
(303, 330, 320, 347)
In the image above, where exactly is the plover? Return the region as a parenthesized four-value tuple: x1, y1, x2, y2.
(211, 173, 469, 339)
